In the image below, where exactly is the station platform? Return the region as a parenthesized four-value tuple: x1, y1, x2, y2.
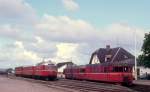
(133, 80, 150, 86)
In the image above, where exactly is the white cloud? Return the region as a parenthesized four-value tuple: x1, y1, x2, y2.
(0, 24, 21, 39)
(13, 41, 40, 63)
(35, 15, 145, 50)
(35, 15, 100, 43)
(24, 37, 57, 58)
(0, 0, 37, 24)
(62, 0, 79, 11)
(56, 43, 78, 58)
(0, 24, 36, 43)
(102, 23, 145, 53)
(0, 41, 41, 68)
(15, 41, 24, 49)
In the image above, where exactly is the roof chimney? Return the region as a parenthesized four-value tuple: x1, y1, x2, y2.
(106, 45, 110, 50)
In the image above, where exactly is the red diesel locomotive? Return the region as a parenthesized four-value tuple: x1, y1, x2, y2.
(15, 64, 57, 80)
(34, 64, 57, 80)
(64, 63, 133, 85)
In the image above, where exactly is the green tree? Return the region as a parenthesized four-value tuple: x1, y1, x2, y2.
(139, 32, 150, 68)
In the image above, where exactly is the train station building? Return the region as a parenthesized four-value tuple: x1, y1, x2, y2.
(89, 45, 136, 77)
(89, 45, 135, 65)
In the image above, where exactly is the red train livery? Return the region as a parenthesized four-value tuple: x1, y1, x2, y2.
(15, 64, 57, 80)
(64, 63, 133, 85)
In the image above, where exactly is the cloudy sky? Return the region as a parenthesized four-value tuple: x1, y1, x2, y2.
(0, 0, 149, 68)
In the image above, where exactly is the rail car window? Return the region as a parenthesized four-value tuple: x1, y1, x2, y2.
(113, 67, 132, 72)
(113, 67, 123, 72)
(80, 69, 85, 73)
(95, 66, 99, 73)
(94, 66, 98, 73)
(101, 67, 104, 72)
(119, 67, 123, 72)
(91, 66, 94, 72)
(104, 67, 107, 72)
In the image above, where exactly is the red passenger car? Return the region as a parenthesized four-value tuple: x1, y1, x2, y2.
(15, 64, 57, 80)
(15, 67, 23, 76)
(22, 66, 35, 77)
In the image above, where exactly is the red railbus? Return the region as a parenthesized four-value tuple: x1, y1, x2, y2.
(64, 63, 133, 85)
(85, 64, 133, 85)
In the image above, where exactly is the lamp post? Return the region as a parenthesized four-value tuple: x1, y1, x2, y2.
(134, 28, 137, 80)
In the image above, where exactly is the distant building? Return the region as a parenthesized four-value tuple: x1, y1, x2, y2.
(57, 62, 74, 78)
(0, 69, 7, 75)
(137, 66, 150, 79)
(0, 68, 13, 75)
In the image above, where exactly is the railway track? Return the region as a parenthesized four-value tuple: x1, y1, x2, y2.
(8, 76, 136, 92)
(50, 79, 134, 92)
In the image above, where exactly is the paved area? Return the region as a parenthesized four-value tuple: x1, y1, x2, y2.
(133, 80, 150, 86)
(0, 76, 65, 92)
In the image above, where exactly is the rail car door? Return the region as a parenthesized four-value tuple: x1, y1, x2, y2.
(70, 68, 74, 79)
(106, 66, 112, 82)
(104, 66, 107, 81)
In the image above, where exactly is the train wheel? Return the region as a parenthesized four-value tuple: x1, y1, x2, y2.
(45, 77, 49, 81)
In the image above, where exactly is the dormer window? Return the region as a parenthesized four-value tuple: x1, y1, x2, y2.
(105, 57, 110, 62)
(105, 55, 112, 62)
